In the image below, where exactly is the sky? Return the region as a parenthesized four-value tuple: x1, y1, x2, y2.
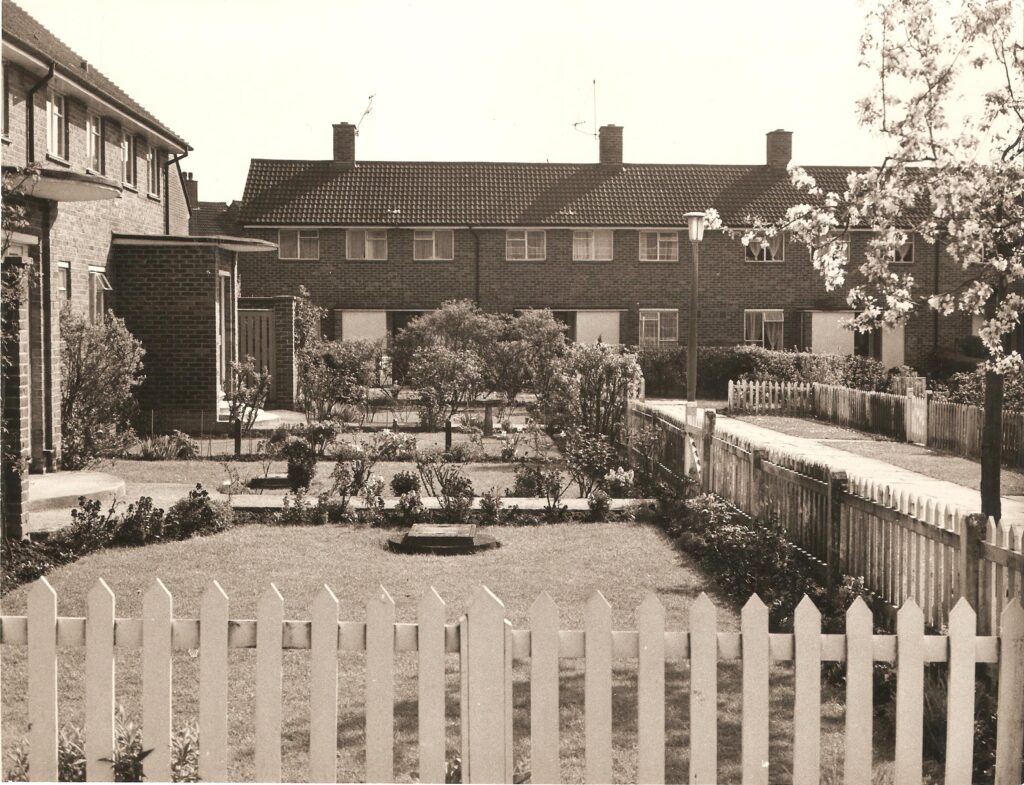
(9, 0, 955, 203)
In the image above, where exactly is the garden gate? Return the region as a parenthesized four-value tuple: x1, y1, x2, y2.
(238, 309, 276, 401)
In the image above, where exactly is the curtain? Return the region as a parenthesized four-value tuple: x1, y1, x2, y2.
(595, 230, 613, 260)
(573, 231, 592, 260)
(436, 230, 454, 259)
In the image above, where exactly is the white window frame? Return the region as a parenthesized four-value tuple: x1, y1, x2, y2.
(346, 229, 388, 261)
(147, 144, 162, 197)
(743, 308, 785, 348)
(638, 231, 678, 262)
(46, 90, 67, 159)
(413, 229, 455, 261)
(745, 232, 786, 262)
(121, 133, 137, 186)
(573, 229, 614, 261)
(278, 229, 320, 260)
(57, 261, 71, 302)
(506, 229, 546, 261)
(88, 268, 112, 325)
(890, 236, 914, 264)
(639, 309, 679, 346)
(87, 112, 103, 173)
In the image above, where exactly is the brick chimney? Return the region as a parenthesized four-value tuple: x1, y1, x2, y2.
(598, 124, 623, 165)
(333, 122, 356, 164)
(182, 171, 198, 208)
(766, 129, 792, 169)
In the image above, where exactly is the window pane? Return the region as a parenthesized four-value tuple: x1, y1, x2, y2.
(660, 233, 678, 261)
(367, 231, 387, 260)
(299, 235, 318, 259)
(659, 311, 678, 341)
(595, 230, 613, 260)
(768, 233, 784, 260)
(436, 230, 454, 259)
(527, 231, 545, 259)
(640, 233, 656, 260)
(764, 320, 784, 349)
(414, 238, 432, 260)
(573, 231, 592, 260)
(744, 311, 763, 342)
(280, 230, 299, 258)
(347, 230, 365, 259)
(507, 231, 526, 260)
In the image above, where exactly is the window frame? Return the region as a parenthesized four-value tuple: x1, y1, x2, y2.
(638, 308, 679, 347)
(346, 229, 388, 261)
(88, 269, 112, 325)
(743, 308, 785, 348)
(147, 144, 162, 198)
(638, 230, 679, 262)
(744, 232, 786, 263)
(506, 229, 546, 261)
(572, 229, 614, 261)
(87, 112, 104, 173)
(278, 229, 320, 260)
(413, 229, 455, 261)
(890, 235, 915, 264)
(121, 133, 137, 187)
(57, 261, 71, 302)
(46, 90, 68, 159)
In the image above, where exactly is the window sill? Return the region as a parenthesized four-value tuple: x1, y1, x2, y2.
(639, 259, 679, 263)
(45, 153, 71, 167)
(279, 257, 320, 262)
(86, 167, 106, 178)
(122, 182, 138, 193)
(1, 134, 10, 145)
(573, 258, 614, 263)
(414, 258, 455, 262)
(345, 258, 388, 262)
(744, 260, 785, 264)
(506, 258, 547, 262)
(146, 192, 161, 202)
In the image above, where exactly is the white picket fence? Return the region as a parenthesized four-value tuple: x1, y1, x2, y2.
(2, 578, 1024, 784)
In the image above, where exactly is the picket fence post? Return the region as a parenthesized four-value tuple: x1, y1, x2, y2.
(701, 410, 716, 493)
(826, 470, 848, 591)
(995, 600, 1024, 785)
(960, 514, 986, 632)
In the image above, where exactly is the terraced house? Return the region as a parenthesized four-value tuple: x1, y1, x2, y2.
(1, 0, 272, 537)
(224, 121, 985, 371)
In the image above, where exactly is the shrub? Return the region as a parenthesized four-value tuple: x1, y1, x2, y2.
(137, 430, 198, 461)
(395, 490, 426, 525)
(289, 420, 339, 458)
(280, 435, 318, 491)
(226, 356, 272, 453)
(279, 488, 331, 525)
(427, 464, 475, 522)
(603, 466, 636, 497)
(390, 470, 421, 496)
(444, 433, 485, 463)
(507, 461, 544, 497)
(561, 427, 617, 497)
(587, 488, 612, 521)
(932, 367, 1024, 410)
(478, 487, 504, 525)
(369, 429, 417, 460)
(113, 496, 166, 546)
(60, 305, 145, 468)
(538, 464, 570, 521)
(408, 346, 485, 429)
(165, 486, 232, 540)
(359, 475, 387, 526)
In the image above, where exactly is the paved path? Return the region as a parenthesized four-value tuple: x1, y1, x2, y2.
(644, 399, 1024, 524)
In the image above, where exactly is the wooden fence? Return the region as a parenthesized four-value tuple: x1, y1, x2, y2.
(627, 401, 1024, 633)
(2, 578, 1023, 785)
(727, 380, 1024, 468)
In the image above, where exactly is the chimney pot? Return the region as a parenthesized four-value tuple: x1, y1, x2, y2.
(766, 129, 792, 169)
(598, 124, 623, 165)
(333, 123, 356, 164)
(182, 172, 198, 208)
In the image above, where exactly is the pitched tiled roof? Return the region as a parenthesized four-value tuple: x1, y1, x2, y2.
(239, 159, 863, 227)
(2, 0, 189, 150)
(190, 201, 240, 237)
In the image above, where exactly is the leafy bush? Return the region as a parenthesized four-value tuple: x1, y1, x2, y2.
(280, 435, 318, 491)
(4, 707, 199, 782)
(369, 429, 417, 460)
(164, 486, 232, 540)
(390, 470, 421, 496)
(359, 475, 387, 526)
(408, 346, 485, 429)
(932, 367, 1024, 410)
(603, 466, 636, 497)
(226, 356, 272, 451)
(286, 420, 339, 458)
(136, 430, 198, 461)
(538, 464, 570, 521)
(587, 488, 612, 521)
(443, 433, 485, 463)
(60, 305, 145, 468)
(114, 496, 166, 546)
(478, 487, 504, 525)
(507, 461, 544, 497)
(561, 427, 616, 497)
(435, 465, 475, 523)
(395, 490, 426, 525)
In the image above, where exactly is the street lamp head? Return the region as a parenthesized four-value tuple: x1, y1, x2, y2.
(685, 211, 706, 243)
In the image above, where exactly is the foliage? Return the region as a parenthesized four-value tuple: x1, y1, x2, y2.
(328, 447, 380, 514)
(478, 487, 504, 525)
(286, 420, 339, 458)
(932, 367, 1024, 411)
(4, 706, 198, 782)
(506, 461, 544, 497)
(390, 469, 421, 496)
(164, 486, 233, 540)
(60, 305, 145, 469)
(136, 430, 198, 461)
(280, 435, 318, 491)
(603, 466, 636, 498)
(538, 464, 571, 521)
(226, 356, 272, 437)
(358, 475, 387, 525)
(408, 345, 484, 429)
(443, 432, 485, 463)
(561, 427, 617, 497)
(1, 164, 42, 311)
(429, 464, 475, 522)
(395, 490, 426, 525)
(587, 488, 612, 522)
(369, 428, 417, 460)
(279, 488, 331, 526)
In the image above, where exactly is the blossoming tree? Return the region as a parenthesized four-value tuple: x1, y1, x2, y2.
(713, 0, 1022, 519)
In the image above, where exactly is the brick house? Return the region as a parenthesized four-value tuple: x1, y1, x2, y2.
(227, 122, 982, 370)
(1, 0, 272, 538)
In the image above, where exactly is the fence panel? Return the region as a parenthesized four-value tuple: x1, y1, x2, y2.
(238, 308, 277, 401)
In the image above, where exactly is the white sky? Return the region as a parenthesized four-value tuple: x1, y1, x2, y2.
(15, 0, 921, 202)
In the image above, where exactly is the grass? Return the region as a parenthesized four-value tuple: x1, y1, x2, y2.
(733, 414, 1024, 496)
(0, 522, 903, 783)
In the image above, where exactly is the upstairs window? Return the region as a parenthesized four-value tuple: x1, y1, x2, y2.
(57, 262, 71, 301)
(347, 229, 388, 260)
(88, 270, 112, 325)
(639, 231, 678, 262)
(147, 145, 162, 197)
(573, 229, 614, 261)
(87, 112, 103, 172)
(413, 229, 454, 260)
(639, 309, 679, 346)
(121, 133, 137, 186)
(279, 229, 319, 260)
(506, 230, 546, 260)
(744, 309, 785, 349)
(745, 233, 785, 262)
(891, 237, 914, 263)
(46, 90, 67, 159)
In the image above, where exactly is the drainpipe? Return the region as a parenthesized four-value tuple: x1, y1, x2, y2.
(470, 226, 481, 305)
(164, 152, 189, 235)
(26, 63, 55, 163)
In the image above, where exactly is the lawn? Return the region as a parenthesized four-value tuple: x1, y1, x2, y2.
(1, 524, 894, 783)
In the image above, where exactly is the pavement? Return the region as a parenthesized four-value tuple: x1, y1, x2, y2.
(25, 471, 126, 534)
(643, 398, 1024, 525)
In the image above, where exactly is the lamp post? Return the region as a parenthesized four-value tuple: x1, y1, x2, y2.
(684, 212, 706, 402)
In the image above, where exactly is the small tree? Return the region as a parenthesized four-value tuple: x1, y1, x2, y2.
(407, 345, 484, 429)
(60, 306, 145, 468)
(226, 356, 272, 456)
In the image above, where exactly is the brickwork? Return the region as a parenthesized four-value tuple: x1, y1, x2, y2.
(1, 265, 31, 539)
